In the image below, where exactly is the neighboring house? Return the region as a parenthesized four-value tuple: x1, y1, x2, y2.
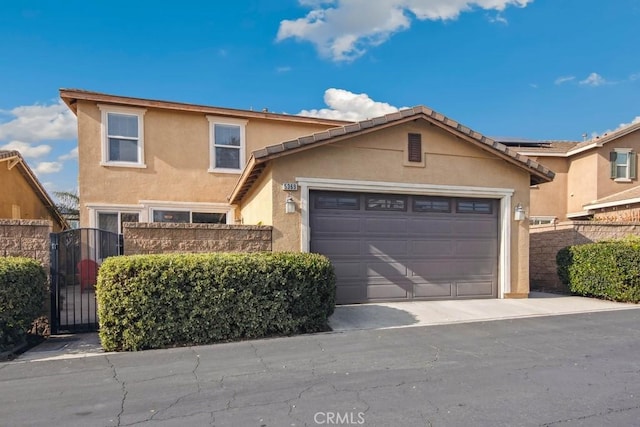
(61, 89, 554, 304)
(505, 121, 640, 223)
(0, 150, 68, 231)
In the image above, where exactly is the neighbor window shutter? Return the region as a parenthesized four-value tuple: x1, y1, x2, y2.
(408, 133, 422, 162)
(610, 151, 617, 178)
(631, 152, 637, 179)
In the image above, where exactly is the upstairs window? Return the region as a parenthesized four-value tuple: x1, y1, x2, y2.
(208, 116, 247, 173)
(610, 149, 636, 181)
(99, 105, 146, 167)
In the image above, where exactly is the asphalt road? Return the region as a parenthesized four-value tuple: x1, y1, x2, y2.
(2, 310, 640, 427)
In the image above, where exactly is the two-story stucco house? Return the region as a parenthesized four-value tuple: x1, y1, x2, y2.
(505, 121, 640, 223)
(60, 89, 554, 304)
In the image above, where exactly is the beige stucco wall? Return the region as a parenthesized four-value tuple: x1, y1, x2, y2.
(76, 100, 338, 226)
(565, 151, 598, 215)
(240, 120, 533, 296)
(593, 133, 640, 200)
(0, 164, 63, 231)
(239, 166, 274, 226)
(529, 156, 568, 220)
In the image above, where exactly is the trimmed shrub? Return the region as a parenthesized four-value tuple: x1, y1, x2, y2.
(0, 257, 47, 352)
(97, 252, 336, 351)
(556, 237, 640, 302)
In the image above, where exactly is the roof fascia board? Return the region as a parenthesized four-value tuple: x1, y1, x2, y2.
(584, 197, 640, 210)
(59, 89, 350, 126)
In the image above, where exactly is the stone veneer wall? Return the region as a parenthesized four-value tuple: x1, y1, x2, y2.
(530, 221, 640, 292)
(123, 223, 272, 255)
(0, 219, 51, 268)
(1, 219, 53, 335)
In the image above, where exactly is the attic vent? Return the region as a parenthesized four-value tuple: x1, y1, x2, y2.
(408, 133, 422, 162)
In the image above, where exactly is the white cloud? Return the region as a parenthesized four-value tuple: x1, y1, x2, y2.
(276, 66, 292, 73)
(58, 147, 79, 161)
(298, 88, 408, 121)
(277, 0, 533, 61)
(0, 140, 52, 158)
(488, 13, 508, 24)
(0, 99, 77, 142)
(591, 116, 640, 139)
(34, 161, 63, 174)
(579, 72, 606, 87)
(554, 76, 575, 85)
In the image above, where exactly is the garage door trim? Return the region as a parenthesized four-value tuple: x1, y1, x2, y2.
(296, 177, 515, 298)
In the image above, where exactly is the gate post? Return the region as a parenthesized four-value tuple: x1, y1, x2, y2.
(49, 233, 59, 335)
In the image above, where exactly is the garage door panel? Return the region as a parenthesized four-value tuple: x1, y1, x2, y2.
(413, 282, 454, 298)
(331, 262, 362, 279)
(410, 260, 457, 278)
(367, 284, 409, 300)
(364, 218, 407, 233)
(411, 240, 454, 256)
(365, 240, 408, 256)
(336, 284, 367, 303)
(456, 281, 494, 297)
(454, 240, 498, 256)
(452, 219, 496, 235)
(312, 239, 360, 255)
(453, 260, 496, 276)
(312, 216, 361, 233)
(408, 218, 453, 235)
(366, 261, 408, 278)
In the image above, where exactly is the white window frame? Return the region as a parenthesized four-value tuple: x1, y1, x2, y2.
(98, 104, 147, 168)
(207, 116, 247, 174)
(140, 200, 235, 225)
(529, 216, 556, 226)
(87, 204, 143, 234)
(612, 148, 633, 182)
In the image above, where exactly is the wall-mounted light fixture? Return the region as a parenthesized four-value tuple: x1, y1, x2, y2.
(514, 203, 526, 221)
(285, 195, 296, 214)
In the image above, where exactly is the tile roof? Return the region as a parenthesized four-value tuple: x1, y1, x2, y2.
(584, 185, 640, 209)
(509, 141, 581, 155)
(230, 106, 555, 204)
(513, 120, 640, 157)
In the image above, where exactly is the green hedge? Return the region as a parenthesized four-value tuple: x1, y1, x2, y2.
(557, 237, 640, 302)
(97, 252, 336, 351)
(0, 257, 47, 352)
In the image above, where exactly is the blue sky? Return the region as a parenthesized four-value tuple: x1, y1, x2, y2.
(1, 0, 639, 194)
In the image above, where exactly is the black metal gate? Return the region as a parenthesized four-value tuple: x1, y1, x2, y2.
(50, 229, 123, 334)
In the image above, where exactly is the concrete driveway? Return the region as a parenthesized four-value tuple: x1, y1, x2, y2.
(329, 291, 640, 331)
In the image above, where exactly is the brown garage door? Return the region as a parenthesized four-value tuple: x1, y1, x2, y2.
(310, 191, 499, 304)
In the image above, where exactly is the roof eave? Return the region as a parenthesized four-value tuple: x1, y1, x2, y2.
(59, 88, 352, 126)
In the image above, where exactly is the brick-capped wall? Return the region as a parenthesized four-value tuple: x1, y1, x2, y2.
(123, 223, 272, 255)
(0, 219, 51, 269)
(530, 221, 640, 292)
